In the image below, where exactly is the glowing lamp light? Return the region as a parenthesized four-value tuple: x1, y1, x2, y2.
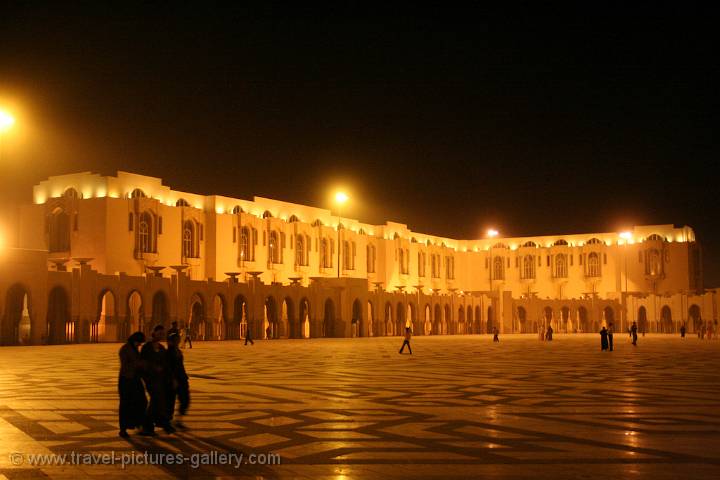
(486, 229, 499, 238)
(619, 231, 632, 240)
(335, 192, 349, 204)
(0, 110, 15, 132)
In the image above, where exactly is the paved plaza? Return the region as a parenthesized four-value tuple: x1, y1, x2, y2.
(1, 334, 719, 479)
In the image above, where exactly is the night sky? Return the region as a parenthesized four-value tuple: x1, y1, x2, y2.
(1, 3, 719, 285)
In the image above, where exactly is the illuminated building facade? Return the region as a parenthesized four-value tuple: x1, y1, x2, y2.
(0, 171, 716, 345)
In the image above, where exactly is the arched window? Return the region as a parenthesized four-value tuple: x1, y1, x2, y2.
(137, 211, 155, 254)
(240, 227, 251, 261)
(418, 251, 426, 277)
(295, 235, 305, 266)
(646, 234, 664, 242)
(176, 198, 190, 207)
(321, 238, 329, 268)
(232, 205, 243, 214)
(48, 208, 71, 252)
(554, 254, 568, 278)
(492, 242, 508, 249)
(398, 248, 405, 274)
(587, 252, 601, 277)
(493, 256, 505, 280)
(645, 249, 662, 275)
(367, 244, 376, 273)
(312, 219, 323, 227)
(522, 255, 536, 279)
(262, 210, 273, 219)
(587, 237, 603, 245)
(343, 240, 352, 270)
(130, 188, 146, 199)
(288, 215, 299, 223)
(269, 231, 281, 263)
(522, 241, 538, 248)
(553, 239, 568, 246)
(182, 220, 197, 258)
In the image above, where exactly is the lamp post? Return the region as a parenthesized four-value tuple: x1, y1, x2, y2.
(620, 231, 632, 331)
(334, 192, 348, 278)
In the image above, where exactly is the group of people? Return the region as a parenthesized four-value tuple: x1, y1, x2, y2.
(599, 322, 618, 350)
(538, 325, 554, 341)
(118, 322, 190, 438)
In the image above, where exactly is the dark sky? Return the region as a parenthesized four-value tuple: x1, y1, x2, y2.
(1, 3, 719, 285)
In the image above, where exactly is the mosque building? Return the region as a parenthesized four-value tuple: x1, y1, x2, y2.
(0, 171, 716, 345)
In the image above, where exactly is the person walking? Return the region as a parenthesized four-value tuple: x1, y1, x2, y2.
(631, 321, 638, 346)
(600, 326, 609, 351)
(140, 325, 175, 436)
(244, 324, 254, 345)
(607, 322, 615, 351)
(545, 325, 553, 341)
(183, 325, 193, 349)
(399, 327, 412, 354)
(493, 326, 499, 342)
(166, 333, 190, 430)
(118, 331, 147, 438)
(680, 323, 686, 338)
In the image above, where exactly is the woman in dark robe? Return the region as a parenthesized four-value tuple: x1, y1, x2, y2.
(118, 331, 147, 438)
(600, 326, 609, 351)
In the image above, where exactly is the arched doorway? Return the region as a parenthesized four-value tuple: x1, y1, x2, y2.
(264, 296, 279, 339)
(603, 306, 615, 328)
(385, 302, 394, 336)
(395, 302, 405, 336)
(232, 295, 247, 340)
(94, 290, 117, 342)
(578, 306, 589, 333)
(47, 286, 71, 344)
(475, 306, 482, 333)
(543, 306, 553, 330)
(300, 298, 311, 338)
(212, 295, 226, 340)
(660, 305, 673, 333)
(433, 304, 442, 335)
(561, 306, 570, 333)
(126, 291, 143, 339)
(638, 306, 648, 333)
(352, 299, 362, 337)
(424, 304, 432, 335)
(323, 298, 335, 338)
(444, 304, 451, 335)
(280, 297, 293, 339)
(189, 294, 205, 340)
(367, 301, 374, 337)
(458, 306, 465, 334)
(517, 306, 527, 333)
(466, 306, 474, 334)
(2, 284, 32, 345)
(152, 291, 169, 331)
(688, 304, 701, 333)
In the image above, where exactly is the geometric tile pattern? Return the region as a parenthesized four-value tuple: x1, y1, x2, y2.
(1, 334, 719, 478)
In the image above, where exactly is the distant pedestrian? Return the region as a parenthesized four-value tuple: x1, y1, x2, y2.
(600, 326, 609, 351)
(399, 327, 412, 354)
(631, 321, 638, 346)
(166, 333, 190, 430)
(266, 325, 272, 340)
(183, 325, 193, 349)
(118, 331, 147, 438)
(607, 322, 615, 351)
(545, 325, 553, 341)
(680, 323, 686, 338)
(244, 326, 254, 345)
(493, 327, 499, 342)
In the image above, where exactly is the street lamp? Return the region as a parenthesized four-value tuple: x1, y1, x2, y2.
(619, 231, 632, 331)
(0, 109, 15, 162)
(334, 192, 348, 278)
